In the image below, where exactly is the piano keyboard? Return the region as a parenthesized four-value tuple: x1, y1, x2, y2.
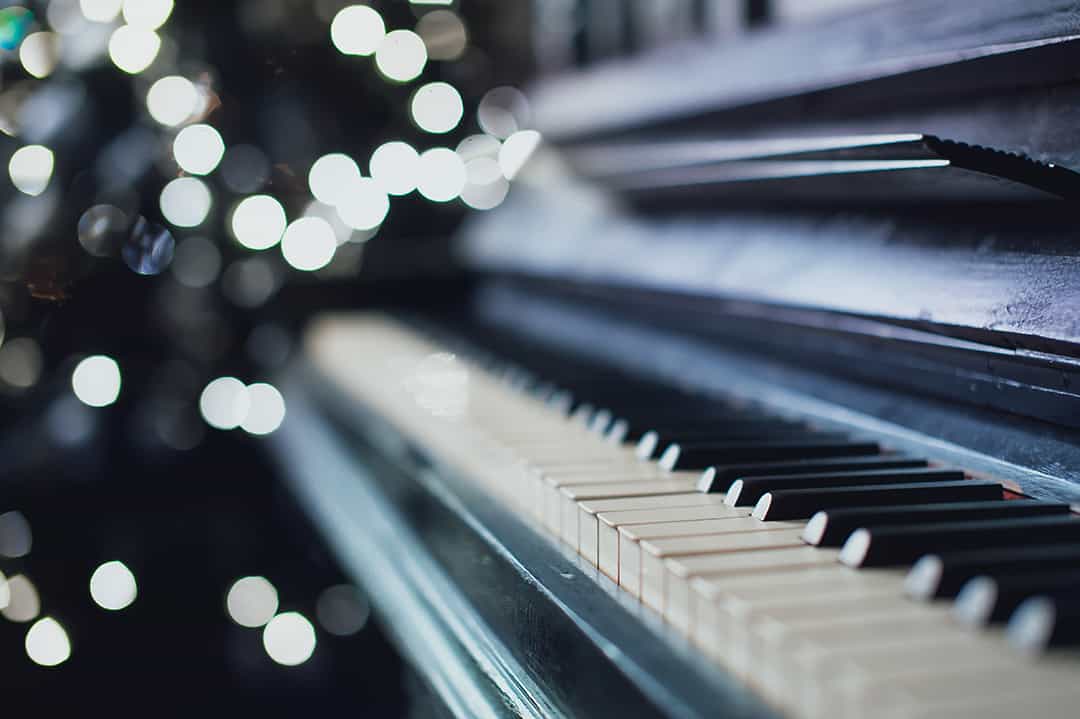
(307, 314, 1080, 719)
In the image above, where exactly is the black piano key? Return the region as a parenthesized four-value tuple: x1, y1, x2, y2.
(622, 418, 805, 448)
(635, 424, 825, 458)
(953, 570, 1080, 628)
(659, 440, 880, 471)
(840, 515, 1080, 568)
(725, 469, 964, 507)
(905, 543, 1080, 600)
(1008, 596, 1080, 653)
(804, 499, 1068, 547)
(753, 480, 1002, 522)
(697, 455, 927, 493)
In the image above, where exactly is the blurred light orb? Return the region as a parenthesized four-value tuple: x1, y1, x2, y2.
(456, 134, 501, 162)
(78, 204, 129, 257)
(80, 0, 122, 22)
(316, 585, 370, 636)
(226, 576, 278, 628)
(336, 178, 388, 231)
(374, 29, 427, 83)
(0, 6, 34, 51)
(72, 355, 121, 408)
(231, 195, 286, 251)
(241, 383, 286, 435)
(0, 571, 7, 609)
(308, 153, 360, 207)
(19, 32, 60, 79)
(147, 76, 199, 127)
(221, 144, 270, 194)
(199, 377, 250, 430)
(263, 612, 316, 666)
(89, 560, 137, 611)
(461, 177, 510, 211)
(222, 257, 278, 308)
(281, 217, 337, 272)
(0, 338, 43, 390)
(417, 148, 466, 202)
(0, 511, 32, 558)
(499, 130, 542, 180)
(369, 141, 419, 196)
(410, 82, 463, 134)
(9, 145, 54, 197)
(330, 4, 384, 56)
(121, 0, 172, 30)
(465, 157, 503, 185)
(123, 217, 175, 275)
(171, 236, 221, 288)
(160, 177, 212, 228)
(416, 9, 467, 61)
(173, 124, 225, 175)
(108, 25, 160, 74)
(3, 574, 40, 623)
(477, 86, 531, 140)
(25, 617, 70, 667)
(303, 200, 354, 245)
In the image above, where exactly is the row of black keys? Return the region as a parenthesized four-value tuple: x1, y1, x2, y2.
(442, 327, 1080, 655)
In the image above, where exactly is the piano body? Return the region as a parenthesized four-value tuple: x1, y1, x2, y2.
(270, 2, 1080, 717)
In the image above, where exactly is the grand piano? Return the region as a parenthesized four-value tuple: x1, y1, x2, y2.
(270, 2, 1080, 717)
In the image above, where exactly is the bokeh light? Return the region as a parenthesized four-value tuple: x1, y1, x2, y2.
(477, 86, 531, 139)
(199, 376, 250, 430)
(330, 5, 384, 56)
(499, 129, 542, 180)
(262, 612, 316, 666)
(231, 195, 286, 251)
(0, 338, 43, 391)
(173, 124, 226, 175)
(123, 218, 175, 275)
(417, 147, 466, 202)
(171, 236, 221, 288)
(369, 141, 420, 196)
(316, 585, 370, 636)
(2, 575, 40, 623)
(222, 257, 279, 308)
(221, 144, 270, 193)
(160, 177, 212, 228)
(374, 29, 427, 82)
(108, 25, 161, 74)
(240, 382, 286, 435)
(147, 76, 199, 127)
(410, 82, 463, 134)
(0, 511, 32, 558)
(25, 617, 70, 667)
(281, 217, 337, 271)
(89, 560, 137, 611)
(19, 32, 60, 79)
(78, 205, 130, 257)
(308, 153, 360, 207)
(226, 576, 278, 628)
(416, 9, 467, 61)
(121, 0, 173, 30)
(72, 355, 122, 408)
(336, 178, 388, 231)
(9, 145, 54, 197)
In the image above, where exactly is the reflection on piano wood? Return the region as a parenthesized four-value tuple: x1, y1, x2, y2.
(306, 314, 1080, 719)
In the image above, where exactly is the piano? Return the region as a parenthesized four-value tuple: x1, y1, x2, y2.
(268, 2, 1080, 717)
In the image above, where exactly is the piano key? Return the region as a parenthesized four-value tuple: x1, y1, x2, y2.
(1008, 595, 1080, 653)
(804, 499, 1068, 547)
(658, 439, 881, 471)
(697, 455, 928, 493)
(566, 491, 730, 547)
(952, 570, 1080, 627)
(597, 505, 751, 580)
(726, 468, 965, 507)
(618, 517, 802, 598)
(640, 530, 808, 610)
(840, 515, 1080, 568)
(904, 543, 1080, 600)
(636, 424, 826, 458)
(754, 479, 1003, 521)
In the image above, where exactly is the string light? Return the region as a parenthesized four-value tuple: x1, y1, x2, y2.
(330, 5, 384, 56)
(9, 145, 54, 197)
(231, 195, 287, 251)
(108, 25, 161, 74)
(173, 124, 226, 175)
(374, 29, 427, 82)
(410, 82, 463, 134)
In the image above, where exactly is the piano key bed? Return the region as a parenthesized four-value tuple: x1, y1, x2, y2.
(291, 313, 1080, 719)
